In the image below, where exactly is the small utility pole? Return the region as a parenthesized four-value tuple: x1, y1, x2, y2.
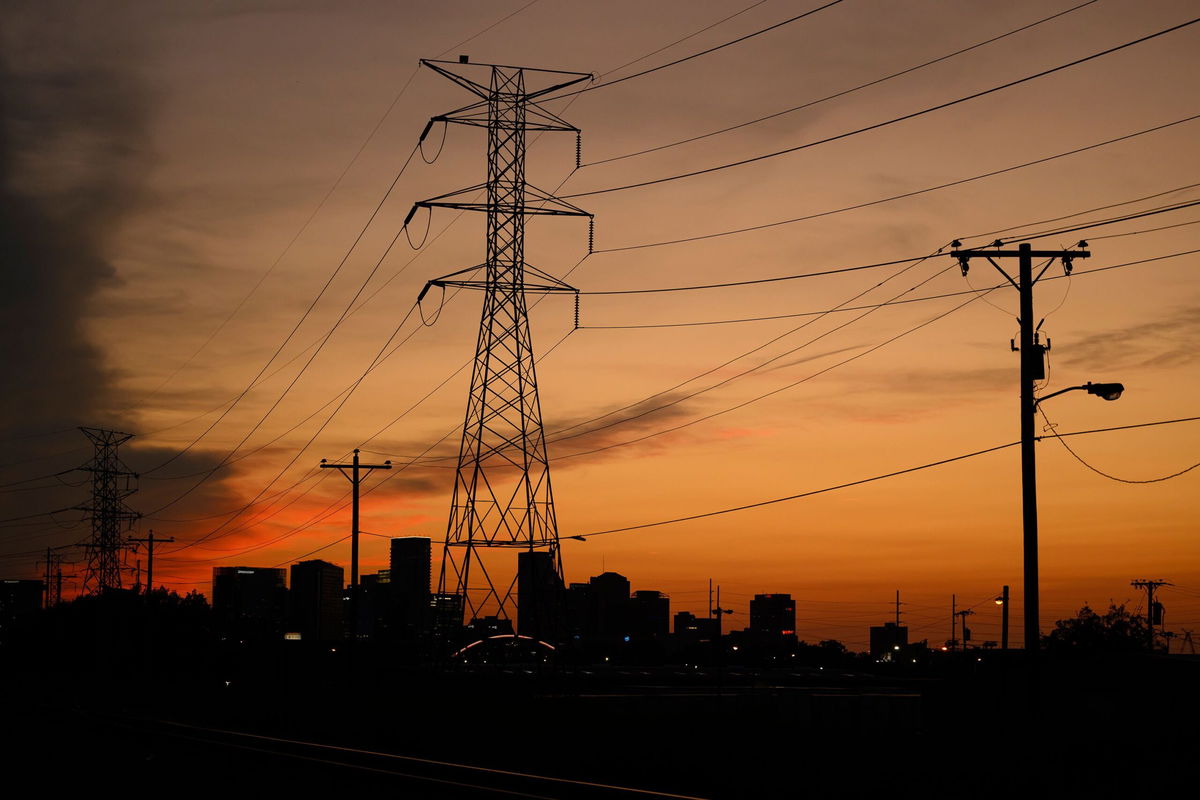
(320, 450, 391, 640)
(1130, 579, 1171, 651)
(128, 530, 174, 596)
(712, 585, 733, 640)
(957, 609, 975, 651)
(951, 594, 956, 651)
(895, 589, 901, 627)
(1000, 584, 1010, 651)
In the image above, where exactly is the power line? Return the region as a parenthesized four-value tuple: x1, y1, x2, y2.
(133, 0, 551, 463)
(578, 246, 1200, 329)
(581, 253, 936, 294)
(143, 141, 423, 479)
(587, 0, 1100, 166)
(550, 0, 846, 98)
(1040, 408, 1200, 483)
(590, 113, 1200, 251)
(596, 0, 771, 80)
(570, 416, 1200, 540)
(554, 267, 977, 461)
(561, 18, 1200, 199)
(995, 198, 1200, 245)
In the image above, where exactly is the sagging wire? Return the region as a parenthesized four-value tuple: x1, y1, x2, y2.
(418, 282, 447, 327)
(404, 204, 432, 250)
(419, 118, 448, 164)
(1039, 406, 1200, 484)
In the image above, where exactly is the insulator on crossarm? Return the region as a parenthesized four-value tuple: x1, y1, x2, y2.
(575, 131, 582, 169)
(588, 217, 594, 253)
(574, 291, 580, 330)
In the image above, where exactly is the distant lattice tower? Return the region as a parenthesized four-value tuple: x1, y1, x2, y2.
(75, 427, 140, 593)
(412, 58, 591, 634)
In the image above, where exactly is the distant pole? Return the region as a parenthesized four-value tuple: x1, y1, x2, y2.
(1001, 584, 1010, 651)
(1130, 579, 1171, 651)
(128, 530, 174, 596)
(951, 594, 956, 652)
(43, 548, 53, 609)
(320, 450, 391, 640)
(956, 609, 975, 651)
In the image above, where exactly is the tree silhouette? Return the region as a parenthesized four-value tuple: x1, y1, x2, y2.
(1042, 603, 1149, 653)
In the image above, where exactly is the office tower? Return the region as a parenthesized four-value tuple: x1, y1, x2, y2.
(212, 566, 287, 640)
(517, 550, 564, 641)
(629, 590, 670, 640)
(389, 537, 431, 641)
(750, 593, 796, 638)
(290, 560, 344, 642)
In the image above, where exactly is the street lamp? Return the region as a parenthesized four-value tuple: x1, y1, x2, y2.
(1023, 379, 1123, 654)
(1035, 381, 1124, 407)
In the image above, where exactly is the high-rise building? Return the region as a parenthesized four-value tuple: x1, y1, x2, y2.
(290, 560, 344, 642)
(517, 550, 563, 641)
(212, 566, 287, 640)
(750, 593, 796, 638)
(430, 591, 464, 645)
(389, 537, 431, 641)
(629, 590, 670, 640)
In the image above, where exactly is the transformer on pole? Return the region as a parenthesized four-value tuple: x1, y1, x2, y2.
(411, 58, 591, 634)
(74, 427, 140, 594)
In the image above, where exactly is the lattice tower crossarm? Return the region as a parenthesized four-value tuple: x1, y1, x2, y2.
(414, 59, 590, 628)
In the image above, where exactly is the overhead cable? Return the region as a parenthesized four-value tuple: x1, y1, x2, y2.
(590, 114, 1200, 252)
(571, 416, 1200, 539)
(587, 0, 1100, 166)
(560, 18, 1200, 199)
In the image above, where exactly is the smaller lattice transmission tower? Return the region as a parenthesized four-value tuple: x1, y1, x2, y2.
(74, 427, 140, 594)
(411, 57, 591, 633)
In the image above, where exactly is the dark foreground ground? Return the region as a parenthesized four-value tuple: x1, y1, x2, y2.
(5, 651, 1198, 798)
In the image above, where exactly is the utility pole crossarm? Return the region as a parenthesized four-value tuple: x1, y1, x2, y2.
(319, 450, 391, 641)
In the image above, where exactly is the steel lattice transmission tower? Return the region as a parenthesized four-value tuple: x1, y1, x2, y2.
(412, 58, 591, 630)
(75, 427, 140, 594)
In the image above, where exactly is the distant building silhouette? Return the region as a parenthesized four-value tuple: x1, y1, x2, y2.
(466, 615, 514, 638)
(290, 560, 344, 642)
(565, 571, 633, 643)
(429, 591, 464, 645)
(389, 537, 431, 641)
(0, 579, 43, 645)
(629, 590, 670, 640)
(750, 593, 796, 638)
(870, 621, 908, 659)
(517, 550, 563, 641)
(674, 610, 719, 641)
(356, 571, 388, 639)
(212, 566, 287, 641)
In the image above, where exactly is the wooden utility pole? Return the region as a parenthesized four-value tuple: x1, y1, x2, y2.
(1130, 579, 1171, 651)
(320, 450, 391, 640)
(951, 242, 1090, 654)
(128, 530, 174, 595)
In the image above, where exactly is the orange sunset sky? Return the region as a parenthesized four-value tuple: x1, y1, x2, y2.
(3, 0, 1198, 649)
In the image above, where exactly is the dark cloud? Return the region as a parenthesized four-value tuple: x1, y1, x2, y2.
(0, 4, 232, 564)
(1058, 306, 1200, 371)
